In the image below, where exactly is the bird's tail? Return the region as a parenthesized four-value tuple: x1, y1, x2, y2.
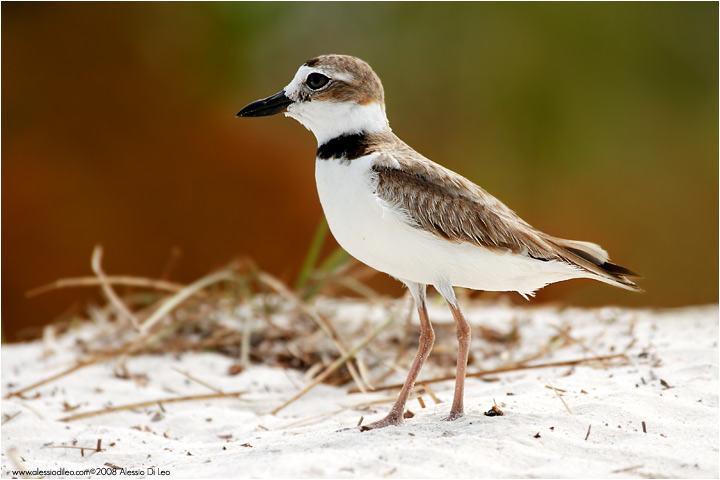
(544, 236, 643, 292)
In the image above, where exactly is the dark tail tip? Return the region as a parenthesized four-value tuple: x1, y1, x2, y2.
(601, 262, 642, 278)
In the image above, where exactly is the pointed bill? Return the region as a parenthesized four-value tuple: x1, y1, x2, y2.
(237, 90, 293, 117)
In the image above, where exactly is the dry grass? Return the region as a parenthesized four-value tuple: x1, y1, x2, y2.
(12, 227, 631, 419)
(12, 230, 396, 408)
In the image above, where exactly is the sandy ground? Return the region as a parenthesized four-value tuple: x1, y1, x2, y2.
(2, 300, 718, 479)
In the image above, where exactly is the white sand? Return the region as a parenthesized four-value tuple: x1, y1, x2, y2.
(2, 301, 718, 478)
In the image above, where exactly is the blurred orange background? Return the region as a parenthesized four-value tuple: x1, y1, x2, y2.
(3, 3, 718, 341)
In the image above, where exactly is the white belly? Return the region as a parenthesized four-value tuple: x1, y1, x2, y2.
(314, 156, 583, 296)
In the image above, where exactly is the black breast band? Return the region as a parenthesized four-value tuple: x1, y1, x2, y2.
(316, 133, 371, 161)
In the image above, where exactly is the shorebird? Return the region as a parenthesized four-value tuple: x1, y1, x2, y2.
(237, 54, 640, 429)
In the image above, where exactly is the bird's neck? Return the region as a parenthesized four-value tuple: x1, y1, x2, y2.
(287, 101, 390, 147)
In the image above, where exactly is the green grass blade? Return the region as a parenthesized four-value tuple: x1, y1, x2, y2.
(317, 246, 350, 274)
(295, 216, 329, 291)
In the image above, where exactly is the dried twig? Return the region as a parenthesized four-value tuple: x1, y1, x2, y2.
(322, 276, 381, 302)
(26, 276, 188, 298)
(5, 352, 117, 398)
(44, 444, 105, 456)
(258, 272, 370, 393)
(277, 395, 400, 429)
(140, 270, 238, 332)
(2, 411, 21, 425)
(552, 324, 608, 368)
(350, 354, 628, 393)
(270, 307, 398, 415)
(6, 328, 161, 398)
(18, 401, 44, 420)
(91, 245, 140, 329)
(60, 391, 245, 422)
(545, 378, 572, 414)
(419, 384, 441, 404)
(612, 465, 644, 474)
(172, 368, 223, 394)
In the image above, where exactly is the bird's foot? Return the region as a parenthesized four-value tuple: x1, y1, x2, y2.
(442, 409, 464, 422)
(360, 412, 404, 431)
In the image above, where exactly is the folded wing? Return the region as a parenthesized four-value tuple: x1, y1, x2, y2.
(371, 151, 641, 292)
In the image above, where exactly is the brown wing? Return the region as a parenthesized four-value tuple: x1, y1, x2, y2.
(370, 141, 641, 292)
(371, 161, 556, 260)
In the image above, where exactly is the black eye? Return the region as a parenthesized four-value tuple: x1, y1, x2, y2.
(306, 73, 330, 90)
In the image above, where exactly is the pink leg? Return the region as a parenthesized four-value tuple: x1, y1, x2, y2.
(363, 290, 434, 430)
(444, 302, 471, 421)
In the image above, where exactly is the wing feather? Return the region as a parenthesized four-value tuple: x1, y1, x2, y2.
(371, 161, 555, 259)
(367, 135, 640, 292)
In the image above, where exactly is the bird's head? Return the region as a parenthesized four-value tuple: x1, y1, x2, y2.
(237, 55, 389, 145)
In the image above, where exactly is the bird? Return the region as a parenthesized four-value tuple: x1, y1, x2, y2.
(237, 54, 641, 429)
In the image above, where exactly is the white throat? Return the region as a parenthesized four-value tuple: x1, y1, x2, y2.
(285, 100, 390, 146)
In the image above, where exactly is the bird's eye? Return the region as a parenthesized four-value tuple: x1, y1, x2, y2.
(306, 73, 330, 90)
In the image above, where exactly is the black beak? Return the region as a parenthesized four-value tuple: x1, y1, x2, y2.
(236, 90, 293, 117)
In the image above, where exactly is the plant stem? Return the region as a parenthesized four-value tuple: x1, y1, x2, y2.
(295, 217, 329, 292)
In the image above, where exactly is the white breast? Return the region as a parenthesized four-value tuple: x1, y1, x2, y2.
(314, 156, 584, 296)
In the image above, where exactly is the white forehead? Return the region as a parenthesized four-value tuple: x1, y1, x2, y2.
(284, 65, 355, 96)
